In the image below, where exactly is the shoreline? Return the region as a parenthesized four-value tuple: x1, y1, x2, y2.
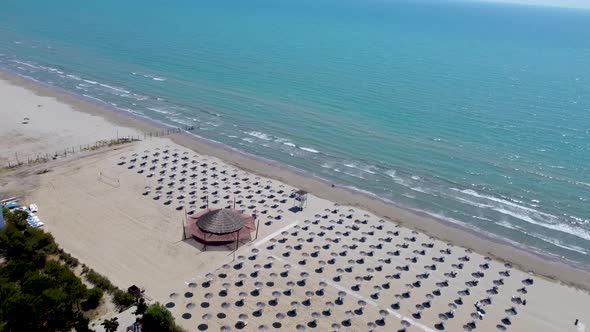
(1, 70, 589, 292)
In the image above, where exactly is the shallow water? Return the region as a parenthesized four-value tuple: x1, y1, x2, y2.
(0, 0, 589, 264)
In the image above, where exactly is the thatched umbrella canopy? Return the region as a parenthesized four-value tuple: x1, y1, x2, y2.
(197, 209, 247, 233)
(187, 208, 255, 244)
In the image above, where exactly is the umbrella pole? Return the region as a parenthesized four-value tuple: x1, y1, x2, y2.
(182, 206, 187, 240)
(255, 218, 261, 240)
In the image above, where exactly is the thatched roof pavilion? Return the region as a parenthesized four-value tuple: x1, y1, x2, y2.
(187, 208, 255, 244)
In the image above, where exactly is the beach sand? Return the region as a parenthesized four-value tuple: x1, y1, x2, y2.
(1, 74, 589, 332)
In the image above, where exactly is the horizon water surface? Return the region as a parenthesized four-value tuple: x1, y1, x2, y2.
(1, 0, 589, 265)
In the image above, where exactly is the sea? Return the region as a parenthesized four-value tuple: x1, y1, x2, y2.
(1, 0, 589, 266)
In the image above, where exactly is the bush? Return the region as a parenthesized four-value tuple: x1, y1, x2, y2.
(82, 288, 103, 310)
(24, 227, 57, 255)
(59, 251, 80, 267)
(112, 289, 135, 309)
(142, 303, 173, 332)
(85, 270, 115, 292)
(3, 208, 29, 230)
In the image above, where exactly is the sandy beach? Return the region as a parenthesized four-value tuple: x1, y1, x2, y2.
(1, 74, 589, 332)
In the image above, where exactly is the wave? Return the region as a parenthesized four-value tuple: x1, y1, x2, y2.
(82, 94, 106, 104)
(493, 207, 590, 242)
(99, 83, 130, 94)
(16, 74, 40, 82)
(495, 220, 523, 231)
(246, 131, 273, 141)
(453, 188, 558, 219)
(472, 215, 492, 221)
(147, 107, 173, 115)
(343, 161, 377, 174)
(141, 73, 167, 81)
(83, 79, 98, 85)
(300, 146, 319, 153)
(496, 220, 589, 255)
(452, 188, 590, 242)
(385, 169, 412, 187)
(343, 171, 365, 179)
(531, 232, 589, 255)
(410, 187, 429, 194)
(453, 196, 495, 209)
(283, 142, 296, 148)
(12, 60, 39, 69)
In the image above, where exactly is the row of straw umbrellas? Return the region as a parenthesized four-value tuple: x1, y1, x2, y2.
(164, 205, 532, 331)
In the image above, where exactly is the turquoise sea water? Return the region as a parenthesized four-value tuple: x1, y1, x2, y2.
(1, 0, 589, 265)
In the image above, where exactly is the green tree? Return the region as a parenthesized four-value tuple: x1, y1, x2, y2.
(3, 209, 29, 230)
(142, 303, 174, 332)
(113, 289, 135, 309)
(82, 288, 103, 310)
(0, 225, 28, 259)
(134, 298, 148, 316)
(101, 317, 119, 332)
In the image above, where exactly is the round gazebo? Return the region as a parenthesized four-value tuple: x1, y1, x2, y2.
(186, 208, 255, 246)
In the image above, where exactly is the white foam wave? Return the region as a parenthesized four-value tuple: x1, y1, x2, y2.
(343, 171, 365, 179)
(242, 138, 254, 143)
(169, 117, 192, 126)
(451, 188, 590, 241)
(494, 207, 590, 241)
(410, 187, 429, 194)
(385, 169, 412, 187)
(82, 94, 106, 104)
(16, 74, 40, 82)
(147, 107, 172, 115)
(495, 220, 523, 231)
(343, 162, 377, 174)
(83, 79, 98, 85)
(99, 83, 130, 94)
(142, 73, 167, 81)
(12, 60, 39, 69)
(497, 221, 589, 255)
(283, 142, 296, 148)
(246, 131, 273, 141)
(453, 196, 495, 209)
(531, 232, 589, 255)
(453, 188, 557, 219)
(300, 147, 319, 153)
